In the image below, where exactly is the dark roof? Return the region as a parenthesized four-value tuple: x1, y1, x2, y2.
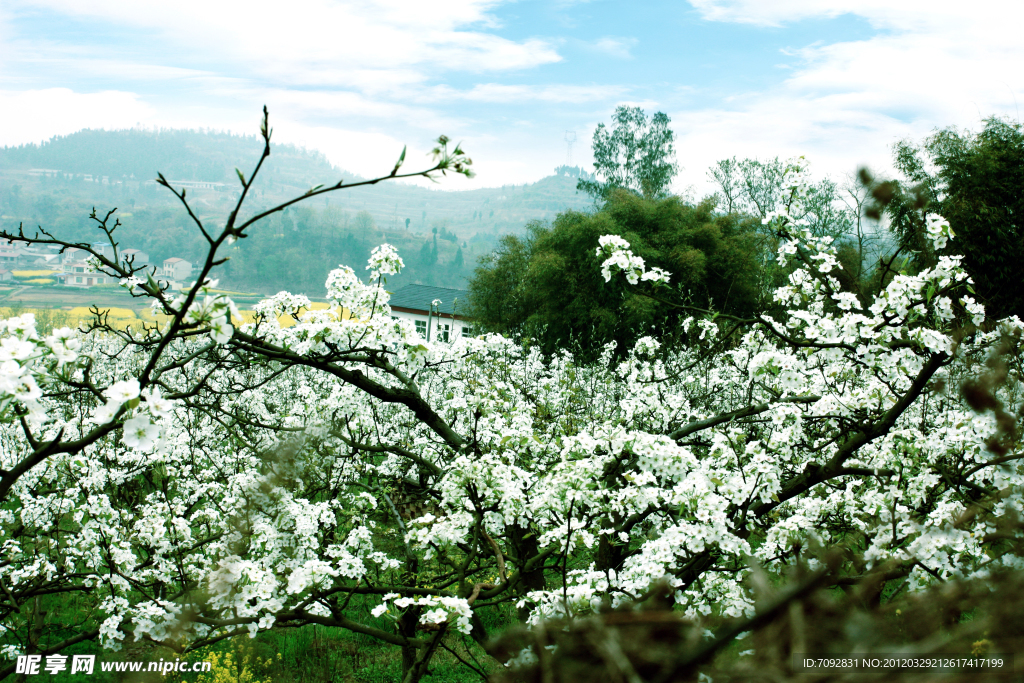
(389, 285, 471, 316)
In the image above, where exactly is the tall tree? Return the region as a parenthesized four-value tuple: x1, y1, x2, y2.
(708, 156, 853, 238)
(707, 156, 862, 307)
(577, 106, 678, 201)
(889, 117, 1024, 319)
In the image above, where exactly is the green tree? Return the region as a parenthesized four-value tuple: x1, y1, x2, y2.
(577, 106, 678, 201)
(708, 156, 853, 238)
(469, 190, 761, 359)
(707, 156, 863, 307)
(889, 117, 1024, 319)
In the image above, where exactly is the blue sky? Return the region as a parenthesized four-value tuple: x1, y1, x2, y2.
(1, 0, 1021, 195)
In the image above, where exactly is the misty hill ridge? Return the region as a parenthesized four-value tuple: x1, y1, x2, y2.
(0, 128, 596, 295)
(0, 128, 594, 234)
(0, 128, 342, 184)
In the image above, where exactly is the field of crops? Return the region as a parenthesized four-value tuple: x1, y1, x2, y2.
(0, 300, 348, 333)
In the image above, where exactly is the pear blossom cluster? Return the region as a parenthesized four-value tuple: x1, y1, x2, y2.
(0, 160, 1021, 683)
(596, 235, 671, 285)
(367, 243, 405, 279)
(0, 315, 80, 426)
(372, 594, 474, 635)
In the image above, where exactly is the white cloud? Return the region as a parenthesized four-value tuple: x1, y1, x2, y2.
(262, 88, 457, 131)
(3, 0, 1022, 194)
(590, 37, 637, 59)
(686, 0, 983, 29)
(8, 0, 561, 87)
(0, 0, 574, 187)
(2, 52, 219, 86)
(672, 0, 1024, 196)
(269, 122, 414, 180)
(426, 83, 629, 104)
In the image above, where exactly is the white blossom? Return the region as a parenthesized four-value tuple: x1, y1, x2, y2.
(122, 415, 160, 451)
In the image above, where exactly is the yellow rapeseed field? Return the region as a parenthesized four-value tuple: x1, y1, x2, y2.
(12, 270, 59, 277)
(69, 306, 137, 320)
(3, 301, 352, 333)
(232, 301, 348, 328)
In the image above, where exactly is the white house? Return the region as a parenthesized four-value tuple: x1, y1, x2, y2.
(61, 260, 111, 287)
(89, 242, 114, 258)
(161, 258, 192, 282)
(388, 285, 475, 342)
(167, 180, 225, 191)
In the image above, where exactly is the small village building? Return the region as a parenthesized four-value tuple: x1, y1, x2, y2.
(0, 269, 12, 282)
(167, 180, 225, 191)
(90, 242, 114, 257)
(160, 258, 192, 282)
(61, 260, 110, 287)
(0, 244, 20, 267)
(388, 285, 475, 342)
(61, 247, 90, 264)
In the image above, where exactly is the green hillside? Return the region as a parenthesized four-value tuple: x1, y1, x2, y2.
(0, 128, 594, 295)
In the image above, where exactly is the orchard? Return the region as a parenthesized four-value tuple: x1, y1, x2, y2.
(1, 112, 1021, 682)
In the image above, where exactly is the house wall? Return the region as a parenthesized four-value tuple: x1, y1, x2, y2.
(162, 261, 192, 282)
(389, 309, 477, 342)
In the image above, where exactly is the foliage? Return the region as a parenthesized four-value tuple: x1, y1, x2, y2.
(467, 190, 763, 359)
(890, 117, 1024, 320)
(707, 156, 853, 238)
(577, 107, 678, 201)
(0, 115, 1022, 683)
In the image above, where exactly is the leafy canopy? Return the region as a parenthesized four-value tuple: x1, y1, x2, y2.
(577, 106, 678, 201)
(468, 189, 762, 359)
(890, 117, 1024, 320)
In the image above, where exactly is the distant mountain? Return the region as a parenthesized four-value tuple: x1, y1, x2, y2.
(0, 128, 594, 235)
(0, 128, 338, 184)
(0, 128, 595, 295)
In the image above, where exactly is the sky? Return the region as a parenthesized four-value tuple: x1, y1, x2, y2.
(1, 0, 1022, 196)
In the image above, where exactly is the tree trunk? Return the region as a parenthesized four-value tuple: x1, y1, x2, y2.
(510, 523, 546, 622)
(398, 606, 420, 678)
